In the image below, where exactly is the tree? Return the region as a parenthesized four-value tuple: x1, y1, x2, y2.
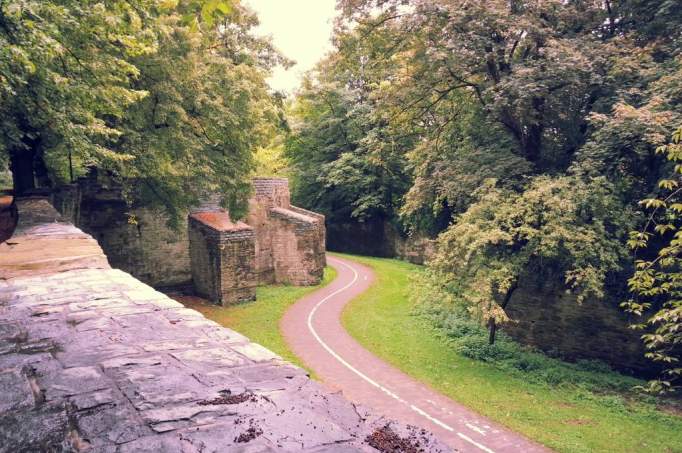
(1, 0, 158, 193)
(115, 3, 286, 221)
(624, 126, 682, 393)
(0, 0, 283, 221)
(427, 176, 630, 344)
(337, 0, 613, 172)
(285, 55, 412, 227)
(284, 1, 681, 374)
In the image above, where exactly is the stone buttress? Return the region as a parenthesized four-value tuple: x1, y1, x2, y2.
(188, 209, 257, 305)
(187, 178, 326, 305)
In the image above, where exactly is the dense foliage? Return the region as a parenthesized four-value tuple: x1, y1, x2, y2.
(625, 127, 682, 393)
(285, 0, 681, 390)
(284, 58, 413, 227)
(0, 0, 284, 219)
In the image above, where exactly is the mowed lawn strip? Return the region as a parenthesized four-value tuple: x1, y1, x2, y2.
(336, 253, 682, 453)
(180, 266, 336, 371)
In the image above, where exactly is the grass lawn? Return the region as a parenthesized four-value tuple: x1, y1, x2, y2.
(180, 267, 336, 370)
(338, 253, 682, 453)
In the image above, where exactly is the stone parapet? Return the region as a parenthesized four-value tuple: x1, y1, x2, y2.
(0, 197, 110, 280)
(0, 198, 448, 452)
(288, 205, 325, 222)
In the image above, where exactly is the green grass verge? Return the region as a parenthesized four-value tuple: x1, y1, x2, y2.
(181, 266, 336, 370)
(337, 253, 682, 453)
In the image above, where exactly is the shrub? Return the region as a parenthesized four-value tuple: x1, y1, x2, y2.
(416, 300, 641, 393)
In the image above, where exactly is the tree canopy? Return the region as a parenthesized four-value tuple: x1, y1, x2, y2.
(0, 0, 285, 220)
(284, 0, 681, 390)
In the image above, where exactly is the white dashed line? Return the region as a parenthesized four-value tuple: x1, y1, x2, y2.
(457, 433, 496, 453)
(466, 423, 488, 436)
(306, 257, 496, 453)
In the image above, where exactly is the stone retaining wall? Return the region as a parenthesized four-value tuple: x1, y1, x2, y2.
(502, 265, 651, 374)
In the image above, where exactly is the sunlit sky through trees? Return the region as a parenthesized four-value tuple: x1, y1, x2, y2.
(243, 0, 337, 94)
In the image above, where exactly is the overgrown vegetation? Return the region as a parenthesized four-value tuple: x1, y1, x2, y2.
(285, 0, 682, 391)
(340, 254, 682, 453)
(625, 126, 682, 392)
(419, 299, 640, 393)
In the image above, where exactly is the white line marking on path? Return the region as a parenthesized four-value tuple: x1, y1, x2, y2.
(466, 423, 488, 436)
(458, 433, 496, 453)
(306, 257, 497, 453)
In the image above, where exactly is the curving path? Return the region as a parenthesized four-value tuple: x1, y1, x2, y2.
(282, 254, 552, 453)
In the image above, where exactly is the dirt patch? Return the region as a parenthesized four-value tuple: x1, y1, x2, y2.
(658, 401, 682, 418)
(171, 295, 212, 307)
(365, 425, 424, 453)
(564, 418, 593, 426)
(197, 390, 256, 406)
(234, 419, 263, 444)
(555, 401, 577, 409)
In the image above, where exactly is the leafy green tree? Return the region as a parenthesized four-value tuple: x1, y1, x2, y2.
(285, 56, 412, 227)
(427, 176, 631, 344)
(399, 92, 530, 234)
(116, 3, 285, 221)
(1, 0, 283, 220)
(325, 0, 681, 354)
(284, 1, 681, 376)
(624, 126, 682, 393)
(338, 0, 613, 172)
(1, 0, 158, 193)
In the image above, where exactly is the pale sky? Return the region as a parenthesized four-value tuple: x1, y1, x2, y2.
(243, 0, 338, 94)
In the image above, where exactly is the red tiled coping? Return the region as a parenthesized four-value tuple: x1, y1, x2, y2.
(189, 210, 252, 233)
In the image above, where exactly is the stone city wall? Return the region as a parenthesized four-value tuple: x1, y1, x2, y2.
(50, 175, 326, 297)
(54, 176, 192, 289)
(502, 266, 652, 374)
(0, 197, 447, 452)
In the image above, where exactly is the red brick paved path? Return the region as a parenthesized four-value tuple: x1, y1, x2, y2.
(282, 255, 553, 453)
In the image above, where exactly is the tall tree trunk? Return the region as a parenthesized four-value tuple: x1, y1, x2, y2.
(522, 97, 545, 165)
(488, 318, 498, 345)
(488, 280, 519, 345)
(523, 124, 543, 164)
(33, 147, 51, 189)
